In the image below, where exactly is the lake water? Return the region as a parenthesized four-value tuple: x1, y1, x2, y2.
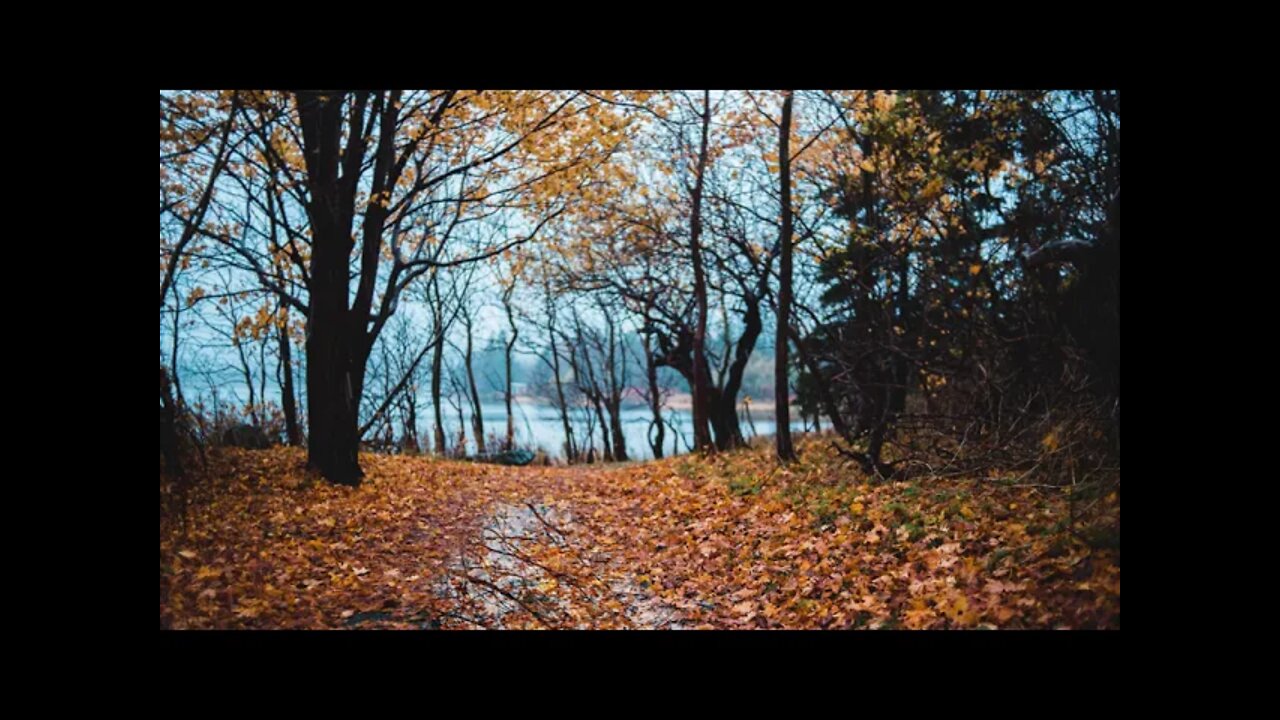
(426, 402, 812, 461)
(195, 375, 812, 460)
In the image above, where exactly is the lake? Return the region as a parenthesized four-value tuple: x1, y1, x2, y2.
(196, 375, 814, 460)
(427, 402, 813, 460)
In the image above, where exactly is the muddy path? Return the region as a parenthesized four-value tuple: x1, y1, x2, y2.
(431, 499, 684, 629)
(343, 463, 689, 630)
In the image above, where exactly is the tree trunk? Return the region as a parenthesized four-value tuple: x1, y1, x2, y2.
(464, 318, 486, 455)
(452, 379, 468, 456)
(709, 387, 745, 451)
(305, 315, 365, 485)
(649, 316, 749, 453)
(644, 331, 665, 459)
(296, 90, 367, 486)
(169, 284, 185, 410)
(160, 366, 182, 477)
(572, 330, 613, 462)
(775, 90, 797, 462)
(432, 330, 446, 455)
(278, 309, 301, 446)
(503, 290, 518, 450)
(710, 292, 761, 451)
(232, 322, 259, 427)
(608, 398, 627, 463)
(549, 324, 575, 462)
(258, 338, 269, 426)
(402, 388, 419, 453)
(689, 90, 714, 453)
(593, 397, 612, 462)
(605, 312, 628, 462)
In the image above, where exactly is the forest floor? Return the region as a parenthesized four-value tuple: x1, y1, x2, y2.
(160, 436, 1120, 629)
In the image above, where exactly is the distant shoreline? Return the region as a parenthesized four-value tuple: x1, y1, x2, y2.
(655, 392, 778, 414)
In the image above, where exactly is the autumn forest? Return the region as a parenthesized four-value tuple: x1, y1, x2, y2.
(159, 89, 1120, 630)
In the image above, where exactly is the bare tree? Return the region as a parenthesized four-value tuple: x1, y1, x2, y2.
(775, 90, 797, 462)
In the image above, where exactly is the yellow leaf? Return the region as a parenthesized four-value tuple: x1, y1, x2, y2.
(903, 597, 936, 629)
(1041, 430, 1060, 452)
(941, 593, 980, 626)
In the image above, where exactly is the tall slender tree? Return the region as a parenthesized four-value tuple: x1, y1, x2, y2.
(775, 90, 797, 462)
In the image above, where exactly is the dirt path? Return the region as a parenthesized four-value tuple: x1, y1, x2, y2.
(433, 498, 684, 629)
(323, 462, 689, 630)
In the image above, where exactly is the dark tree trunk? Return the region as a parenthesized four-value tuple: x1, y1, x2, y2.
(305, 313, 365, 485)
(403, 391, 419, 453)
(295, 90, 375, 486)
(463, 318, 486, 455)
(570, 335, 613, 462)
(432, 331, 446, 455)
(605, 312, 628, 462)
(294, 90, 402, 486)
(649, 315, 751, 453)
(608, 397, 627, 463)
(263, 174, 302, 447)
(259, 339, 269, 426)
(867, 411, 888, 473)
(775, 90, 797, 462)
(710, 290, 762, 451)
(504, 344, 516, 450)
(169, 285, 185, 410)
(593, 397, 613, 462)
(278, 310, 301, 446)
(860, 133, 894, 476)
(644, 330, 665, 459)
(689, 90, 714, 453)
(160, 366, 182, 477)
(233, 325, 259, 427)
(452, 378, 468, 456)
(503, 288, 518, 450)
(708, 388, 744, 451)
(549, 324, 575, 462)
(891, 248, 911, 418)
